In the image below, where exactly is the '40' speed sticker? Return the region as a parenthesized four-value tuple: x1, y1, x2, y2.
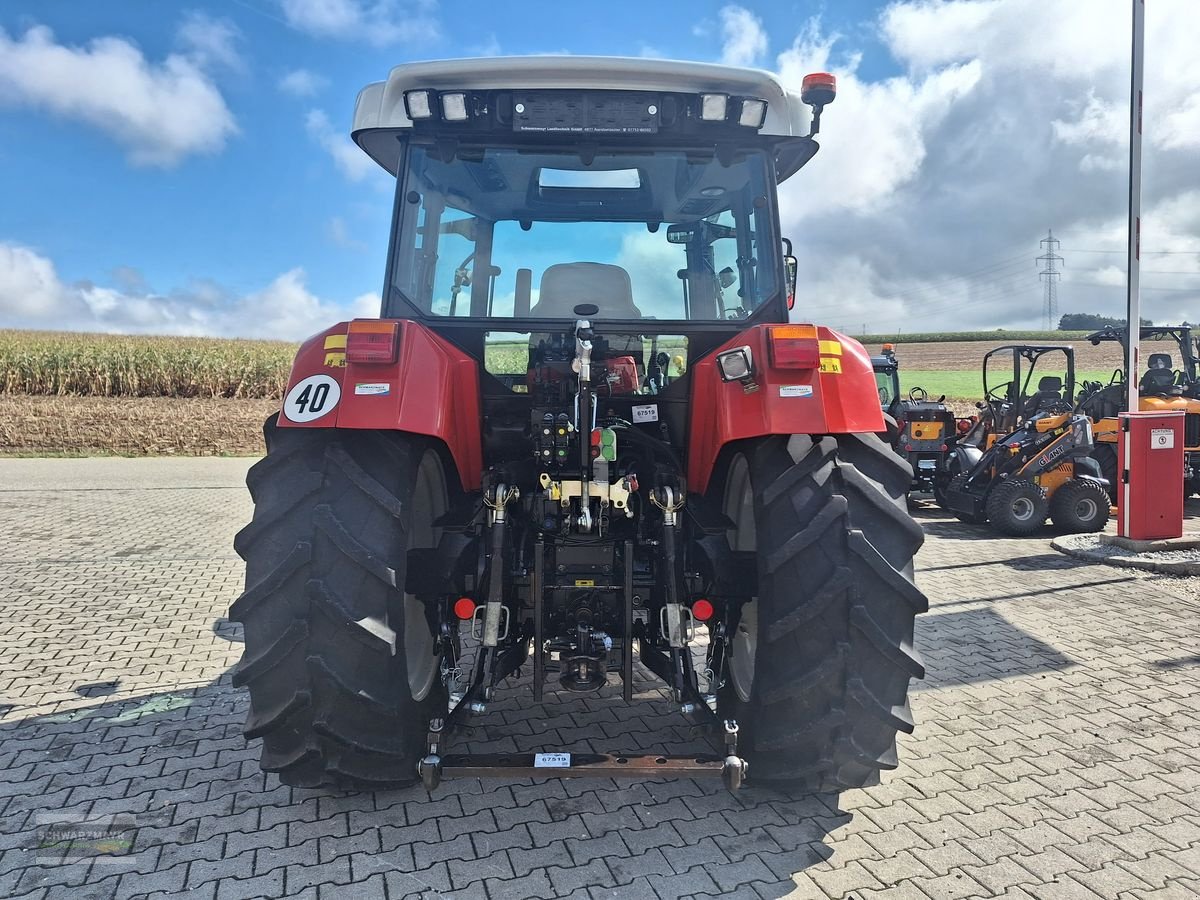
(283, 374, 341, 423)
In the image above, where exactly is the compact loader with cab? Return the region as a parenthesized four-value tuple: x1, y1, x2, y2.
(230, 57, 927, 794)
(945, 345, 1109, 534)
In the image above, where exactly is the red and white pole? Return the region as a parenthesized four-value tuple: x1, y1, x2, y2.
(1121, 0, 1145, 535)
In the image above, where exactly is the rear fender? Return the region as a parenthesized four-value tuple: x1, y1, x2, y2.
(1073, 456, 1105, 482)
(688, 324, 884, 493)
(278, 319, 483, 490)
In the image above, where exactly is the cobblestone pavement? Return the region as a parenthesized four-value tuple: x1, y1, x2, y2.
(2, 457, 1199, 900)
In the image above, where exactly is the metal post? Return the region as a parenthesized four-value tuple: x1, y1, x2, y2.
(1122, 0, 1145, 536)
(622, 540, 634, 703)
(533, 537, 544, 703)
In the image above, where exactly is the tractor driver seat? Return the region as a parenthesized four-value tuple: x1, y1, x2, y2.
(1022, 375, 1064, 419)
(528, 262, 644, 360)
(1139, 353, 1182, 397)
(530, 263, 643, 320)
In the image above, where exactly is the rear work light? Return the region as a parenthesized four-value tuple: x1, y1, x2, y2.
(440, 91, 469, 121)
(346, 320, 399, 364)
(699, 93, 728, 121)
(768, 325, 820, 369)
(404, 89, 434, 119)
(716, 346, 754, 382)
(738, 98, 767, 128)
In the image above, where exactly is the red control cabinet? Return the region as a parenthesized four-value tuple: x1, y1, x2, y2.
(1118, 410, 1185, 540)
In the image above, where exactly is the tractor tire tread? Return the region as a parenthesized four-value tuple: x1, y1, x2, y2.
(717, 433, 926, 790)
(230, 417, 447, 789)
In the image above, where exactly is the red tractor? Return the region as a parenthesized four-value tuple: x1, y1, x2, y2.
(231, 57, 926, 793)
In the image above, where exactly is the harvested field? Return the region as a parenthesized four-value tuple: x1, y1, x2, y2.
(2, 328, 1188, 455)
(0, 330, 294, 398)
(862, 338, 1178, 372)
(0, 395, 275, 456)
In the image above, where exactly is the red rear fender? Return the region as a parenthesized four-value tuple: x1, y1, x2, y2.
(687, 324, 884, 493)
(278, 320, 483, 490)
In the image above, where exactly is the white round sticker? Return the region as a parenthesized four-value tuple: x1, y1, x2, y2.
(283, 374, 341, 423)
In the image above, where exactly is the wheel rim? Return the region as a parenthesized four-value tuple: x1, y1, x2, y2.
(405, 450, 446, 701)
(1075, 496, 1097, 522)
(723, 455, 757, 703)
(1011, 496, 1035, 521)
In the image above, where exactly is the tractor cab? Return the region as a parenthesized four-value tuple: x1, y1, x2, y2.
(872, 343, 901, 415)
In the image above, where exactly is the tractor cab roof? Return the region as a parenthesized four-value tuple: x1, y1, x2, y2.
(352, 56, 814, 174)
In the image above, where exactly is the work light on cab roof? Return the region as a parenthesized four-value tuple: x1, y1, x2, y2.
(229, 55, 929, 802)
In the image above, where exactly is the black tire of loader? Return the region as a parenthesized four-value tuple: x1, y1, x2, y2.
(1049, 478, 1111, 533)
(715, 434, 928, 791)
(229, 415, 451, 788)
(985, 478, 1048, 536)
(1092, 443, 1118, 503)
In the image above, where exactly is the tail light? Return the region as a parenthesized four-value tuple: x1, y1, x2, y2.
(691, 598, 714, 621)
(768, 325, 820, 369)
(347, 320, 399, 364)
(453, 598, 476, 620)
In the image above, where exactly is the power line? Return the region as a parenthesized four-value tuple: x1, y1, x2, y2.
(1068, 281, 1200, 292)
(1062, 248, 1200, 255)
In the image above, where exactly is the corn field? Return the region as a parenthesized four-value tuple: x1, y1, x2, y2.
(0, 330, 297, 399)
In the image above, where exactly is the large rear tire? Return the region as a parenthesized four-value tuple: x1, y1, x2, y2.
(714, 434, 927, 791)
(230, 415, 453, 788)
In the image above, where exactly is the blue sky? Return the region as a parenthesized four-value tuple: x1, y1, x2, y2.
(0, 1, 895, 306)
(1, 1, 1198, 337)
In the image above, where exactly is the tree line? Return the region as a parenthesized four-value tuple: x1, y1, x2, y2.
(1057, 313, 1156, 331)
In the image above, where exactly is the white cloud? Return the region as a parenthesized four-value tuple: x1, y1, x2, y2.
(766, 1, 1200, 332)
(0, 23, 237, 167)
(279, 0, 440, 46)
(719, 5, 767, 68)
(777, 20, 981, 216)
(176, 12, 243, 71)
(278, 68, 328, 97)
(0, 242, 376, 340)
(305, 109, 378, 182)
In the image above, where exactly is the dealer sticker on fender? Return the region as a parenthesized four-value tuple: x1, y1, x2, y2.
(779, 385, 814, 398)
(354, 383, 391, 396)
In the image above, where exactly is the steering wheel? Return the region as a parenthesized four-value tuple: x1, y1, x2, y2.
(878, 387, 891, 404)
(987, 380, 1012, 402)
(908, 386, 928, 402)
